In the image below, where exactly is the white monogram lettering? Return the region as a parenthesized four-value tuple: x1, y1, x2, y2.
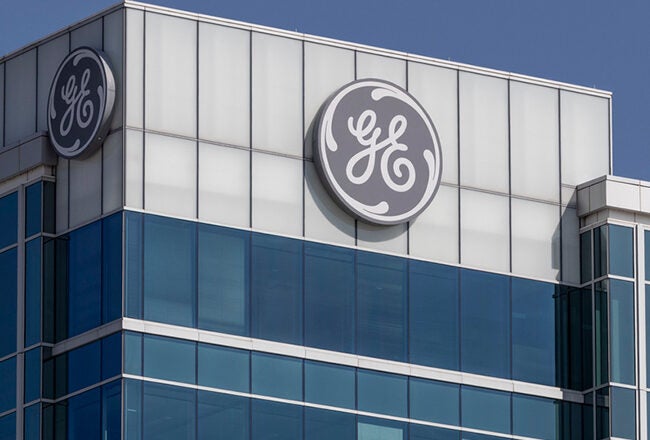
(346, 109, 416, 193)
(59, 68, 94, 137)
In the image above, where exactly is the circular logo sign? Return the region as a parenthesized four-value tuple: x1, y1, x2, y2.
(47, 47, 116, 159)
(314, 79, 442, 225)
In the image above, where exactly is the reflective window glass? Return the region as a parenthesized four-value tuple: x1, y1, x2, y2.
(198, 344, 249, 393)
(460, 269, 510, 378)
(68, 221, 101, 336)
(580, 231, 592, 284)
(409, 261, 459, 370)
(304, 243, 355, 353)
(198, 391, 249, 440)
(68, 341, 101, 394)
(512, 278, 556, 386)
(25, 239, 41, 346)
(461, 386, 510, 434)
(596, 387, 609, 439)
(144, 215, 196, 327)
(0, 357, 15, 413)
(252, 399, 302, 440)
(24, 403, 39, 440)
(0, 192, 17, 249)
(143, 335, 196, 384)
(357, 370, 407, 417)
(512, 395, 557, 439)
(646, 230, 650, 281)
(102, 381, 121, 440)
(43, 181, 55, 234)
(304, 361, 355, 409)
(102, 333, 122, 380)
(595, 281, 608, 385)
(125, 211, 143, 319)
(461, 433, 504, 440)
(305, 407, 355, 440)
(409, 378, 459, 426)
(609, 279, 635, 384)
(125, 332, 143, 376)
(594, 225, 607, 279)
(0, 249, 17, 357)
(251, 233, 303, 345)
(68, 388, 100, 440)
(103, 213, 122, 323)
(24, 348, 40, 403)
(609, 387, 635, 439)
(252, 352, 302, 400)
(25, 182, 41, 238)
(609, 225, 633, 278)
(358, 417, 406, 440)
(198, 224, 249, 336)
(0, 413, 15, 440)
(357, 252, 407, 362)
(143, 382, 196, 440)
(410, 424, 459, 440)
(125, 379, 142, 440)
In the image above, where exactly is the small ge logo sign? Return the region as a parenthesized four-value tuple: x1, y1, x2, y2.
(314, 79, 442, 225)
(47, 47, 116, 159)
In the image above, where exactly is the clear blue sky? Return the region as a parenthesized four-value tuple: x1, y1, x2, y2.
(2, 0, 648, 180)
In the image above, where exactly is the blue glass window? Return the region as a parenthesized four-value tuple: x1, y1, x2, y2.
(143, 382, 196, 440)
(124, 332, 143, 376)
(252, 399, 302, 440)
(251, 233, 303, 345)
(461, 386, 510, 434)
(198, 391, 249, 440)
(409, 261, 459, 370)
(126, 212, 143, 319)
(102, 381, 121, 440)
(357, 252, 407, 362)
(198, 344, 249, 392)
(646, 230, 650, 282)
(304, 243, 355, 353)
(595, 281, 608, 385)
(409, 378, 459, 426)
(68, 341, 101, 395)
(410, 424, 459, 440)
(512, 395, 557, 439)
(305, 407, 355, 440)
(304, 360, 355, 409)
(357, 370, 407, 417)
(68, 221, 101, 336)
(198, 224, 249, 336)
(608, 225, 633, 278)
(580, 231, 592, 283)
(68, 388, 100, 440)
(102, 213, 122, 323)
(144, 215, 196, 327)
(610, 279, 635, 385)
(125, 379, 142, 440)
(0, 192, 17, 249)
(460, 269, 510, 378)
(24, 348, 40, 403)
(358, 417, 406, 440)
(25, 182, 41, 238)
(25, 238, 41, 346)
(0, 357, 15, 413)
(143, 335, 196, 384)
(251, 352, 302, 400)
(0, 249, 16, 357)
(0, 413, 15, 440)
(102, 333, 122, 380)
(594, 225, 607, 279)
(511, 278, 556, 386)
(24, 403, 39, 440)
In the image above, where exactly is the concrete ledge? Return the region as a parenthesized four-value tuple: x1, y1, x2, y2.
(577, 174, 650, 217)
(0, 132, 57, 184)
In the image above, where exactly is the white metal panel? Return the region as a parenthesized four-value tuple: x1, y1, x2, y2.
(104, 9, 124, 131)
(356, 52, 406, 87)
(561, 206, 580, 284)
(70, 18, 102, 50)
(5, 50, 36, 146)
(55, 159, 69, 233)
(102, 130, 123, 214)
(125, 8, 144, 128)
(69, 148, 102, 227)
(37, 35, 69, 132)
(0, 63, 3, 148)
(357, 222, 407, 254)
(124, 129, 143, 209)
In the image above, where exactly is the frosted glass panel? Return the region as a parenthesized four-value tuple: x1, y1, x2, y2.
(304, 43, 354, 159)
(357, 222, 407, 254)
(252, 33, 302, 156)
(251, 152, 302, 236)
(408, 62, 458, 184)
(561, 206, 580, 284)
(459, 72, 509, 193)
(103, 131, 123, 213)
(356, 52, 405, 86)
(69, 149, 102, 227)
(511, 199, 560, 280)
(104, 10, 124, 131)
(71, 19, 102, 49)
(511, 82, 559, 202)
(125, 129, 143, 209)
(409, 185, 459, 264)
(304, 161, 355, 245)
(460, 189, 509, 272)
(145, 13, 197, 137)
(126, 9, 144, 128)
(199, 23, 250, 147)
(561, 91, 610, 186)
(144, 133, 197, 218)
(56, 159, 69, 233)
(37, 35, 69, 131)
(5, 49, 36, 146)
(198, 143, 250, 228)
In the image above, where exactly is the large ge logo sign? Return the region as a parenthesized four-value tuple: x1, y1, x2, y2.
(314, 79, 442, 225)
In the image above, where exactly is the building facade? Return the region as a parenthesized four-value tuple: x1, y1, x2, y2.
(0, 1, 646, 439)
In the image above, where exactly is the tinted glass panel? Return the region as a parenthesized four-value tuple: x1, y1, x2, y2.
(357, 252, 407, 362)
(610, 387, 635, 439)
(410, 424, 459, 440)
(25, 239, 41, 346)
(304, 361, 355, 409)
(102, 381, 121, 440)
(609, 225, 633, 278)
(461, 386, 510, 434)
(143, 335, 196, 384)
(43, 181, 55, 234)
(125, 379, 142, 440)
(252, 399, 302, 440)
(647, 286, 650, 383)
(646, 230, 650, 281)
(594, 225, 607, 279)
(252, 352, 302, 400)
(512, 395, 557, 439)
(595, 281, 608, 385)
(144, 215, 196, 327)
(610, 279, 635, 385)
(409, 261, 459, 370)
(0, 249, 17, 357)
(409, 378, 459, 426)
(24, 403, 39, 440)
(68, 222, 101, 336)
(460, 270, 510, 378)
(512, 278, 556, 386)
(304, 243, 355, 353)
(198, 224, 249, 336)
(24, 348, 40, 403)
(126, 212, 143, 319)
(125, 332, 143, 376)
(198, 344, 249, 392)
(198, 391, 249, 440)
(0, 413, 15, 440)
(143, 382, 195, 440)
(102, 333, 122, 380)
(68, 341, 101, 394)
(25, 182, 41, 238)
(305, 407, 355, 440)
(68, 388, 100, 440)
(0, 357, 15, 413)
(102, 213, 122, 323)
(358, 417, 406, 440)
(0, 192, 17, 249)
(580, 231, 591, 283)
(251, 233, 303, 344)
(357, 370, 407, 417)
